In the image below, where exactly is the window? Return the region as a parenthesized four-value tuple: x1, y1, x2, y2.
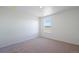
(43, 16, 52, 33)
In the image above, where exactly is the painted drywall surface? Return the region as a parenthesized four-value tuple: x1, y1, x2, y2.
(41, 6, 76, 17)
(0, 7, 39, 48)
(41, 8, 79, 45)
(42, 6, 53, 16)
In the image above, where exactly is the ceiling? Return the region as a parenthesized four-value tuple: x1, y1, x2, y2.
(0, 6, 42, 17)
(0, 6, 78, 17)
(41, 6, 79, 16)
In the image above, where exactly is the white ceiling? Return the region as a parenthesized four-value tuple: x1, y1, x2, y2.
(41, 6, 79, 16)
(0, 6, 79, 17)
(15, 6, 42, 17)
(0, 6, 42, 17)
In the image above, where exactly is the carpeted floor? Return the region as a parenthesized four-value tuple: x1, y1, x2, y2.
(0, 37, 79, 53)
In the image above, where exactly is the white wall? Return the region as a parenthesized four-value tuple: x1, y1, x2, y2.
(41, 8, 79, 45)
(0, 7, 39, 48)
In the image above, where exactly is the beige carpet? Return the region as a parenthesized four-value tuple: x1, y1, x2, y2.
(0, 37, 79, 53)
